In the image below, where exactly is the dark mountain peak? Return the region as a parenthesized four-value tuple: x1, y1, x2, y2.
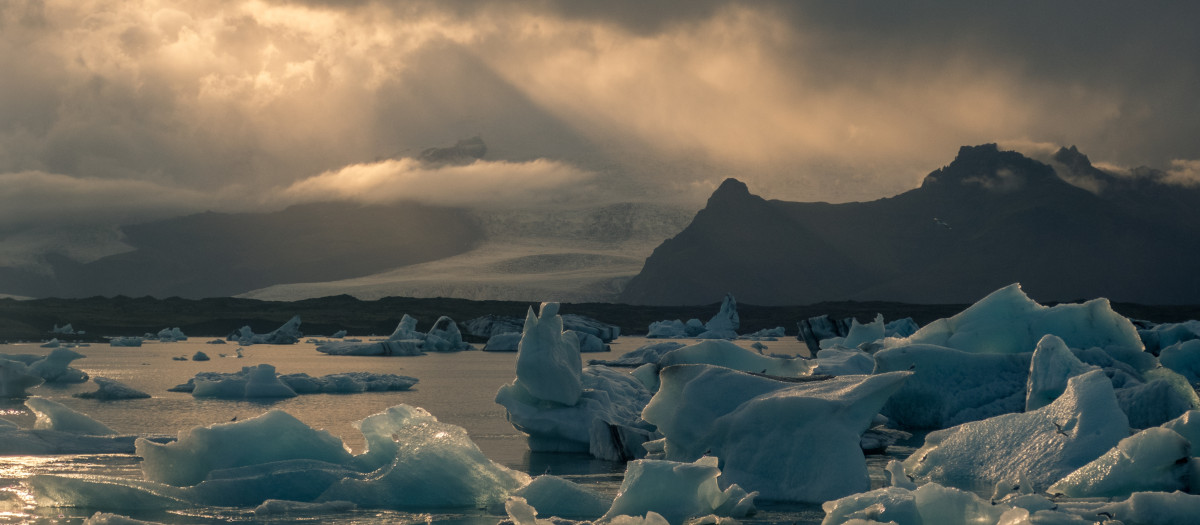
(920, 143, 1058, 193)
(704, 178, 762, 209)
(714, 177, 751, 197)
(1053, 145, 1092, 169)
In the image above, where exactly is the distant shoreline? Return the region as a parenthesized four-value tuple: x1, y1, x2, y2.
(2, 294, 1197, 343)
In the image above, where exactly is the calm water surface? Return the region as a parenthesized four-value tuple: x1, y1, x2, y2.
(0, 336, 858, 524)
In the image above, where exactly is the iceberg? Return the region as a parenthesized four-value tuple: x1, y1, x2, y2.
(1139, 319, 1200, 355)
(509, 475, 611, 520)
(1093, 491, 1200, 525)
(467, 313, 620, 342)
(29, 347, 90, 383)
(229, 315, 303, 345)
(599, 457, 756, 525)
(1025, 334, 1100, 411)
(1114, 367, 1200, 429)
(811, 347, 875, 376)
(317, 339, 424, 356)
(33, 404, 527, 511)
(1159, 339, 1200, 384)
(109, 337, 143, 347)
(422, 315, 473, 352)
(903, 369, 1128, 493)
(26, 396, 117, 436)
(589, 341, 686, 367)
(496, 303, 655, 460)
(191, 364, 297, 399)
(156, 327, 187, 342)
(514, 303, 583, 406)
(885, 283, 1143, 357)
(482, 332, 522, 352)
(873, 344, 1031, 429)
(137, 410, 354, 486)
(191, 351, 210, 361)
(821, 314, 886, 350)
(172, 365, 417, 398)
(656, 340, 811, 377)
(0, 357, 44, 397)
(696, 293, 739, 339)
(316, 405, 530, 508)
(51, 323, 76, 335)
(74, 377, 151, 400)
(1047, 426, 1190, 498)
(642, 364, 910, 502)
(818, 482, 1099, 525)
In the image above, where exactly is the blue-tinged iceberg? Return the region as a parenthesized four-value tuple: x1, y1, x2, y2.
(642, 364, 910, 502)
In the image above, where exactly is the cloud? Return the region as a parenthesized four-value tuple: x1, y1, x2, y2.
(1164, 159, 1200, 187)
(1, 0, 1198, 218)
(277, 157, 597, 208)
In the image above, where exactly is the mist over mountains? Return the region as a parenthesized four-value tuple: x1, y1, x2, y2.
(621, 144, 1200, 305)
(3, 144, 1196, 306)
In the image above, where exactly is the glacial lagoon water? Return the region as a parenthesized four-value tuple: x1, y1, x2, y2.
(0, 337, 890, 524)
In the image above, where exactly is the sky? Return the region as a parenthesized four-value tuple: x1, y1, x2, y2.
(2, 1, 1199, 263)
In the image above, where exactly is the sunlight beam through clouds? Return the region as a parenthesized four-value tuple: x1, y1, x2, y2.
(0, 0, 1198, 228)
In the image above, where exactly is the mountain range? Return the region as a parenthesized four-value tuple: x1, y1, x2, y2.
(620, 144, 1200, 305)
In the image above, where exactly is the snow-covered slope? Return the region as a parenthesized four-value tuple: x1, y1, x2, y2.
(240, 203, 693, 302)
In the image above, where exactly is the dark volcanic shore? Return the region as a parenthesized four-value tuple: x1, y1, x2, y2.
(2, 294, 1198, 342)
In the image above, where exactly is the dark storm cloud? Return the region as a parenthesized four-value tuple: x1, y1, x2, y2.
(1, 0, 1198, 240)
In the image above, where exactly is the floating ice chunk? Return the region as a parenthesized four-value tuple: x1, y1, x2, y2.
(1139, 320, 1200, 354)
(904, 369, 1128, 493)
(824, 314, 886, 350)
(174, 368, 416, 396)
(511, 475, 611, 520)
(30, 347, 89, 383)
(812, 347, 875, 376)
(561, 314, 621, 343)
(329, 330, 347, 339)
(74, 377, 151, 400)
(568, 330, 608, 353)
(505, 497, 557, 525)
(599, 457, 755, 525)
(191, 351, 210, 361)
(885, 460, 916, 490)
(51, 324, 76, 335)
(317, 339, 424, 356)
(424, 316, 473, 352)
(0, 357, 44, 397)
(388, 314, 422, 339)
(1026, 334, 1100, 411)
(82, 512, 163, 525)
(648, 319, 688, 338)
(191, 364, 297, 399)
(1159, 340, 1200, 384)
(591, 342, 686, 367)
(887, 283, 1143, 356)
(657, 340, 810, 377)
(497, 364, 655, 461)
(483, 332, 522, 352)
(643, 365, 910, 502)
(231, 315, 303, 345)
(109, 337, 143, 347)
(253, 499, 356, 516)
(739, 326, 786, 340)
(1115, 367, 1200, 428)
(136, 410, 353, 486)
(1162, 410, 1200, 447)
(40, 338, 61, 348)
(1048, 427, 1190, 498)
(515, 303, 582, 406)
(319, 405, 529, 508)
(156, 327, 187, 342)
(27, 397, 117, 435)
(874, 344, 1030, 428)
(820, 486, 920, 525)
(1094, 491, 1200, 525)
(700, 294, 740, 339)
